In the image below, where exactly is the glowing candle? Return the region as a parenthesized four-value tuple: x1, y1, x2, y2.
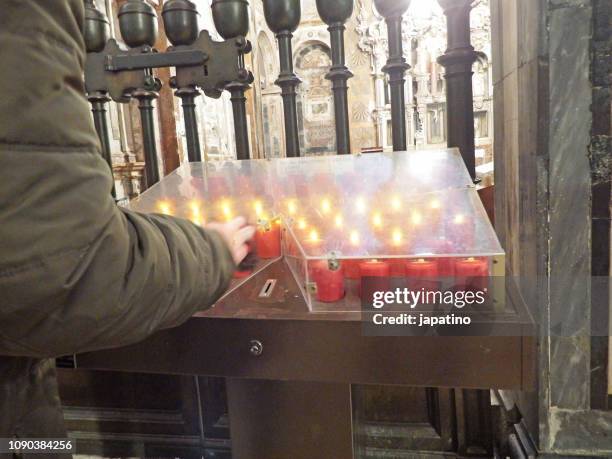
(297, 218, 307, 230)
(157, 200, 173, 215)
(454, 257, 489, 291)
(253, 200, 264, 219)
(359, 259, 391, 278)
(448, 213, 475, 247)
(429, 198, 442, 226)
(372, 212, 383, 228)
(287, 200, 298, 216)
(220, 200, 233, 221)
(358, 259, 391, 300)
(454, 257, 488, 277)
(405, 258, 440, 293)
(391, 228, 403, 246)
(405, 258, 439, 279)
(355, 197, 367, 214)
(321, 198, 331, 214)
(302, 228, 323, 255)
(310, 260, 345, 303)
(453, 214, 466, 225)
(349, 230, 360, 246)
(255, 219, 281, 259)
(189, 200, 204, 225)
(390, 195, 402, 211)
(410, 211, 423, 226)
(334, 214, 343, 228)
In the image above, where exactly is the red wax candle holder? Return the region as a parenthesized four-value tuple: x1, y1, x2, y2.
(389, 259, 406, 277)
(310, 260, 345, 303)
(358, 259, 391, 300)
(405, 258, 440, 292)
(454, 257, 489, 291)
(342, 259, 362, 280)
(255, 220, 281, 259)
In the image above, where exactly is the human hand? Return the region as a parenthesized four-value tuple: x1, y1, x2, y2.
(207, 217, 255, 265)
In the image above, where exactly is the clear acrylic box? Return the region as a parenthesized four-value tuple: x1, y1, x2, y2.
(129, 149, 505, 312)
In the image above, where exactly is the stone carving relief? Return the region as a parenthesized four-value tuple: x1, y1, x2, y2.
(295, 43, 335, 155)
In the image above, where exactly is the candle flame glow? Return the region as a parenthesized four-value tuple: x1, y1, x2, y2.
(157, 200, 172, 215)
(253, 200, 264, 217)
(189, 200, 201, 215)
(372, 213, 383, 227)
(287, 200, 297, 215)
(334, 214, 343, 228)
(221, 201, 232, 221)
(189, 200, 203, 225)
(355, 197, 367, 214)
(430, 199, 441, 210)
(453, 214, 466, 224)
(321, 198, 331, 214)
(309, 229, 319, 242)
(297, 218, 307, 230)
(411, 211, 423, 225)
(349, 230, 360, 246)
(391, 196, 402, 211)
(392, 228, 403, 245)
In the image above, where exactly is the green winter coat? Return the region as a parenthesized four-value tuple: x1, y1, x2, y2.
(0, 0, 235, 452)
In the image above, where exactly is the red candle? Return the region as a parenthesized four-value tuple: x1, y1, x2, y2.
(311, 260, 345, 303)
(301, 229, 324, 256)
(389, 260, 406, 277)
(359, 259, 391, 278)
(431, 238, 455, 277)
(233, 269, 252, 279)
(454, 257, 489, 291)
(358, 259, 391, 300)
(342, 259, 362, 280)
(405, 258, 440, 292)
(405, 258, 439, 279)
(255, 221, 281, 259)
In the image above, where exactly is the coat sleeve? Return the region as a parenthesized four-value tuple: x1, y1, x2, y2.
(0, 0, 236, 357)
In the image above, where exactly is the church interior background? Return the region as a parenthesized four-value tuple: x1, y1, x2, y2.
(102, 0, 493, 200)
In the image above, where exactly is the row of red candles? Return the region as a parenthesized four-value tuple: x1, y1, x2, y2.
(310, 257, 489, 303)
(236, 223, 489, 303)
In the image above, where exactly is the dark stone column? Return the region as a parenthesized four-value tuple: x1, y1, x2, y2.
(263, 0, 302, 157)
(118, 0, 162, 188)
(163, 1, 203, 162)
(212, 0, 253, 160)
(84, 0, 116, 197)
(437, 0, 478, 180)
(374, 0, 411, 152)
(133, 89, 161, 188)
(175, 86, 202, 162)
(316, 0, 354, 155)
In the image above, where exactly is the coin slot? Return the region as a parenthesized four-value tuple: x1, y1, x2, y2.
(258, 279, 277, 298)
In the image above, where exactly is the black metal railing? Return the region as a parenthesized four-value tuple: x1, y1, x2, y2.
(84, 0, 479, 190)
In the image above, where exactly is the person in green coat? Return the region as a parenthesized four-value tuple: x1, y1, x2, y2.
(0, 0, 254, 450)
